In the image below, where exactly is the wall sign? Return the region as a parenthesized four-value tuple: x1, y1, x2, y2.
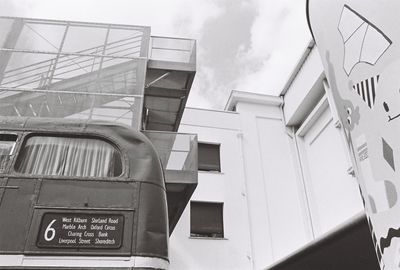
(36, 213, 124, 249)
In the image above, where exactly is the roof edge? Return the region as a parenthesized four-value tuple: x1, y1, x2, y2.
(280, 39, 315, 97)
(306, 0, 315, 41)
(225, 90, 283, 111)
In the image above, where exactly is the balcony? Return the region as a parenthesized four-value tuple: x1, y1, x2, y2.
(149, 36, 196, 69)
(143, 130, 198, 234)
(143, 36, 196, 132)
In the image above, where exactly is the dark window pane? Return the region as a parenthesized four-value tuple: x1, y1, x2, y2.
(190, 201, 223, 238)
(0, 134, 17, 173)
(16, 136, 122, 177)
(198, 143, 220, 172)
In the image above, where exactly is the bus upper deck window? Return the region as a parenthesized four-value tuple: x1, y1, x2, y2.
(16, 136, 122, 177)
(0, 134, 17, 173)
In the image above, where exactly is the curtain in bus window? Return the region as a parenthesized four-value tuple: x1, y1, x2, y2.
(16, 136, 122, 177)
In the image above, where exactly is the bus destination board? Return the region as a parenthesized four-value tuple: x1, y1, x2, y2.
(37, 213, 124, 249)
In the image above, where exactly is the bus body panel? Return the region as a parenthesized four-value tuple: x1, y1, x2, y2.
(0, 117, 169, 269)
(0, 178, 37, 252)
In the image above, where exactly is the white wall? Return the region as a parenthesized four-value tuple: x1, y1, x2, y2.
(170, 108, 253, 270)
(282, 43, 364, 241)
(234, 100, 309, 268)
(295, 98, 364, 238)
(169, 98, 311, 269)
(169, 42, 365, 270)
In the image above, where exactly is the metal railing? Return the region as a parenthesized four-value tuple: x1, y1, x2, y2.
(150, 36, 196, 64)
(143, 130, 198, 180)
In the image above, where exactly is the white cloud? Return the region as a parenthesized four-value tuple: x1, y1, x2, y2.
(234, 0, 312, 95)
(172, 0, 223, 37)
(3, 0, 222, 38)
(0, 0, 31, 16)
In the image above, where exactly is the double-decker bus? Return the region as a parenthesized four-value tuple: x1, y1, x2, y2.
(0, 116, 169, 269)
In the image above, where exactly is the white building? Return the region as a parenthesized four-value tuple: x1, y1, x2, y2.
(169, 41, 380, 269)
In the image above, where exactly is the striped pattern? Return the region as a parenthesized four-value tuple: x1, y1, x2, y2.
(352, 75, 379, 108)
(357, 142, 368, 161)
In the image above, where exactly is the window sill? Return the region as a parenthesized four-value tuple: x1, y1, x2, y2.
(198, 170, 224, 175)
(189, 236, 228, 240)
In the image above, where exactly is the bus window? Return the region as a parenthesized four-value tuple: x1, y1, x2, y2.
(16, 136, 122, 177)
(0, 134, 17, 173)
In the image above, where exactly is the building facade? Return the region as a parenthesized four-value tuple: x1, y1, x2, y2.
(170, 41, 378, 269)
(0, 16, 380, 270)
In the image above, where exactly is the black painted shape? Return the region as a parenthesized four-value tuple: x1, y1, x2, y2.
(382, 138, 395, 171)
(352, 76, 379, 109)
(388, 114, 400, 122)
(380, 227, 400, 252)
(383, 102, 390, 112)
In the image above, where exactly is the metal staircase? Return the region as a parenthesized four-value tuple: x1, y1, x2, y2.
(1, 34, 143, 89)
(0, 17, 148, 128)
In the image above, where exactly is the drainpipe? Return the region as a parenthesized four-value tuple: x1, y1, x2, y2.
(237, 131, 256, 269)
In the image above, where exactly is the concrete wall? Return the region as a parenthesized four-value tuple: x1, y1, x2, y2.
(292, 97, 364, 239)
(169, 108, 253, 270)
(234, 98, 309, 267)
(282, 44, 364, 241)
(170, 97, 310, 269)
(169, 42, 364, 270)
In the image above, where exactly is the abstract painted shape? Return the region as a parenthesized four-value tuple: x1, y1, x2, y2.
(337, 4, 365, 40)
(394, 242, 400, 267)
(343, 104, 360, 129)
(383, 99, 400, 122)
(338, 5, 392, 75)
(352, 75, 379, 108)
(383, 138, 395, 171)
(381, 227, 400, 253)
(325, 51, 361, 132)
(358, 185, 366, 207)
(368, 194, 377, 213)
(385, 181, 397, 208)
(368, 217, 384, 267)
(357, 140, 369, 160)
(356, 135, 398, 213)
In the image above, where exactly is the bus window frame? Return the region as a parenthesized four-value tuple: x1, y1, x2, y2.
(0, 132, 21, 175)
(11, 131, 128, 181)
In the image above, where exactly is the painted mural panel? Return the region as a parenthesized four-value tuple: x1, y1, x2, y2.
(308, 1, 400, 268)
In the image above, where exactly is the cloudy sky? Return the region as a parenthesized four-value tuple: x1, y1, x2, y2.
(0, 0, 311, 109)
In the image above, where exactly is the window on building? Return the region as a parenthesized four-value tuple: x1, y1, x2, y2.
(198, 143, 221, 172)
(16, 136, 122, 177)
(190, 201, 224, 238)
(0, 134, 17, 173)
